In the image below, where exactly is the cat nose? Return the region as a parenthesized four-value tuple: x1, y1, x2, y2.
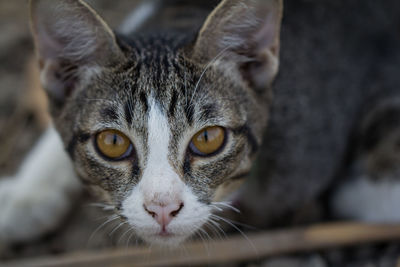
(144, 202, 184, 227)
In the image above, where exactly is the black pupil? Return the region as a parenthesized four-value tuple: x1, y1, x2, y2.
(204, 130, 208, 142)
(112, 134, 118, 145)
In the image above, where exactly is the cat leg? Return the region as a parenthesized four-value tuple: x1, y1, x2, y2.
(331, 175, 400, 222)
(331, 99, 400, 222)
(0, 126, 81, 245)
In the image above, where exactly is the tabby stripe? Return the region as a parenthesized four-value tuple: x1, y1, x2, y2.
(100, 106, 119, 122)
(139, 92, 149, 113)
(169, 90, 178, 117)
(66, 132, 91, 159)
(232, 124, 259, 154)
(199, 103, 217, 120)
(171, 59, 184, 80)
(183, 155, 192, 176)
(131, 163, 140, 180)
(124, 100, 134, 126)
(217, 142, 246, 171)
(184, 104, 194, 125)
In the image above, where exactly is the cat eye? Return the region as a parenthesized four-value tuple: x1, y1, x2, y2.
(95, 130, 133, 160)
(189, 126, 226, 156)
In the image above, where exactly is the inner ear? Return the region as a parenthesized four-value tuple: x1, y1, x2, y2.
(39, 59, 80, 104)
(30, 0, 124, 108)
(190, 0, 283, 91)
(30, 0, 122, 63)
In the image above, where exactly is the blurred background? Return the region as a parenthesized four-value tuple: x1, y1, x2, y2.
(1, 0, 400, 266)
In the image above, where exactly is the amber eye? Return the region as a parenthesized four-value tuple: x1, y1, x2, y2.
(190, 126, 226, 156)
(95, 130, 133, 160)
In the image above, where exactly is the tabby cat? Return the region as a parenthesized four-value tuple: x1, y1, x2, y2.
(1, 0, 399, 249)
(0, 0, 282, 246)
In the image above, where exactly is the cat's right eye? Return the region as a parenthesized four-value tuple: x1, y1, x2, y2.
(95, 130, 133, 160)
(189, 126, 226, 156)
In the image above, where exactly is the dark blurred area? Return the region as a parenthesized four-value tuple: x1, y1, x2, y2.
(0, 0, 400, 266)
(244, 0, 400, 225)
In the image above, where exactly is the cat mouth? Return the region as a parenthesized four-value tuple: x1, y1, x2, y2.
(153, 228, 185, 239)
(158, 229, 173, 237)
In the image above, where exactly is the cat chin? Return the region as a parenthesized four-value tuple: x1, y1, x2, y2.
(127, 212, 209, 247)
(139, 233, 189, 247)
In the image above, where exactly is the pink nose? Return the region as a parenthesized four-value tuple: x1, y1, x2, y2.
(144, 202, 184, 227)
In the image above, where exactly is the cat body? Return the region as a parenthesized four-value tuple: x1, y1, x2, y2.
(238, 0, 400, 225)
(1, 0, 400, 250)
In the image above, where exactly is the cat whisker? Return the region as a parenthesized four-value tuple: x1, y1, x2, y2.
(177, 238, 191, 260)
(121, 83, 135, 128)
(226, 220, 257, 231)
(128, 94, 135, 126)
(195, 229, 210, 256)
(88, 214, 120, 245)
(206, 218, 228, 239)
(210, 214, 258, 255)
(211, 201, 241, 213)
(203, 221, 224, 241)
(109, 221, 128, 236)
(147, 243, 156, 265)
(88, 202, 116, 211)
(210, 201, 258, 230)
(118, 226, 135, 245)
(184, 58, 188, 107)
(198, 227, 213, 243)
(210, 209, 257, 230)
(189, 45, 233, 106)
(93, 214, 114, 221)
(126, 228, 137, 247)
(210, 205, 223, 212)
(209, 204, 240, 219)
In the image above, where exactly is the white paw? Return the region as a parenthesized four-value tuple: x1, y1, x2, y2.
(0, 175, 79, 245)
(331, 175, 400, 222)
(0, 127, 82, 245)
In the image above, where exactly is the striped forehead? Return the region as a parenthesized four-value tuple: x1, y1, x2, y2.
(115, 58, 220, 127)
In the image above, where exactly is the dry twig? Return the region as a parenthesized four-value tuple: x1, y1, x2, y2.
(5, 222, 400, 267)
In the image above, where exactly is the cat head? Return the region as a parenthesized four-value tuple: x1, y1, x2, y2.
(30, 0, 282, 246)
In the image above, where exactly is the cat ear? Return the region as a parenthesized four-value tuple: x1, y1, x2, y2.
(191, 0, 283, 91)
(30, 0, 124, 105)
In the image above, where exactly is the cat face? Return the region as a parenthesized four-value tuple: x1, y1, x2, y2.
(66, 52, 263, 245)
(30, 0, 282, 246)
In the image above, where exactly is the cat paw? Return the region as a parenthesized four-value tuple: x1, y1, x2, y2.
(331, 176, 400, 222)
(0, 176, 76, 245)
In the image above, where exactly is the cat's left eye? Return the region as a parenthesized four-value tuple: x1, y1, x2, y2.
(95, 130, 133, 160)
(189, 126, 226, 156)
